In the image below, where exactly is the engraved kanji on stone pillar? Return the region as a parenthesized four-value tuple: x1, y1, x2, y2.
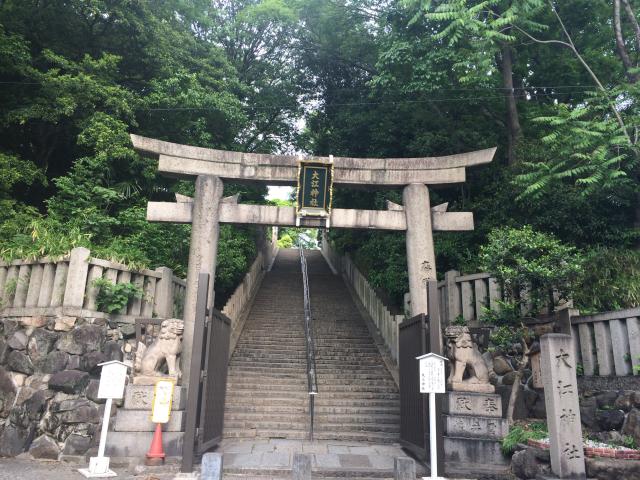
(540, 334, 587, 479)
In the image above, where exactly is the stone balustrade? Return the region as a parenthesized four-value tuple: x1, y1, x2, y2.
(570, 308, 640, 377)
(0, 247, 185, 322)
(437, 271, 502, 325)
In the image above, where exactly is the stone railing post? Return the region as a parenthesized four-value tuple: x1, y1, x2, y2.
(62, 247, 91, 308)
(154, 267, 175, 319)
(443, 269, 460, 326)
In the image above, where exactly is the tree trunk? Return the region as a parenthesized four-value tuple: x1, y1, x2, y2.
(614, 0, 639, 83)
(506, 339, 530, 425)
(622, 0, 640, 53)
(500, 43, 522, 165)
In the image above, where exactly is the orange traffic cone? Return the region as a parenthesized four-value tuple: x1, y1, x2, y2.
(145, 423, 166, 466)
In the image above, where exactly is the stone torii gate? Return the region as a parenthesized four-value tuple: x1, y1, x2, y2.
(131, 134, 496, 384)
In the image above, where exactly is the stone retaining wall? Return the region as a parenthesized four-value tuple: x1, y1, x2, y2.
(484, 352, 640, 452)
(0, 314, 129, 459)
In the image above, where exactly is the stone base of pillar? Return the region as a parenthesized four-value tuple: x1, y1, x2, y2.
(105, 384, 186, 458)
(447, 381, 495, 393)
(442, 391, 510, 476)
(536, 476, 595, 480)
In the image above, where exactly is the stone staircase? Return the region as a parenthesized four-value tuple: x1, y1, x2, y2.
(223, 249, 309, 440)
(306, 250, 400, 444)
(223, 248, 400, 444)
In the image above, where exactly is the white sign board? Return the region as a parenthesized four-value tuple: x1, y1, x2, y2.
(417, 353, 446, 394)
(151, 380, 175, 424)
(97, 361, 128, 400)
(80, 360, 128, 478)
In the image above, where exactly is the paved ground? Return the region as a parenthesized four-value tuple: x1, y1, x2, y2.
(0, 444, 515, 479)
(0, 456, 180, 480)
(219, 438, 423, 473)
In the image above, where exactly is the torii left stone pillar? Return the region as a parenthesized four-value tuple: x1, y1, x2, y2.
(181, 175, 224, 388)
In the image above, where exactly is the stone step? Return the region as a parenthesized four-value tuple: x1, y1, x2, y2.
(222, 429, 399, 443)
(226, 377, 306, 386)
(315, 374, 396, 382)
(316, 346, 380, 351)
(224, 471, 395, 480)
(227, 368, 306, 376)
(444, 415, 509, 440)
(224, 412, 400, 425)
(224, 404, 399, 415)
(226, 394, 309, 403)
(442, 391, 503, 418)
(228, 382, 397, 394)
(445, 461, 512, 477)
(313, 395, 399, 405)
(123, 384, 187, 410)
(225, 419, 399, 434)
(227, 396, 399, 409)
(443, 436, 510, 466)
(105, 431, 183, 457)
(226, 384, 306, 393)
(228, 359, 309, 366)
(114, 409, 185, 432)
(225, 404, 308, 414)
(314, 405, 400, 415)
(230, 352, 308, 360)
(314, 365, 391, 371)
(234, 342, 307, 349)
(227, 368, 305, 375)
(312, 385, 398, 393)
(224, 420, 308, 431)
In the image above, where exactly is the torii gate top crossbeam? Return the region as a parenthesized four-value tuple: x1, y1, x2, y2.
(131, 134, 496, 187)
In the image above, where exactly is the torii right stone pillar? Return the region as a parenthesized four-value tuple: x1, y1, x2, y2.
(181, 175, 224, 389)
(403, 183, 437, 317)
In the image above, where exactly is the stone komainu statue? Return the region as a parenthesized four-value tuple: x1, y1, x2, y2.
(135, 319, 184, 379)
(444, 325, 494, 393)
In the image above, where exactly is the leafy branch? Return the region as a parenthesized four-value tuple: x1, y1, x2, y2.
(93, 278, 143, 314)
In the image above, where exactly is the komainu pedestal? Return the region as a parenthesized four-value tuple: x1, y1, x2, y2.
(443, 391, 510, 475)
(105, 384, 187, 458)
(443, 325, 508, 476)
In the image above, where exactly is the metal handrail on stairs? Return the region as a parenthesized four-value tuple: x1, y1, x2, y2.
(299, 248, 318, 441)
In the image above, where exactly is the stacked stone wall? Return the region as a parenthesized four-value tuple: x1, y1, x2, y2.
(0, 315, 134, 459)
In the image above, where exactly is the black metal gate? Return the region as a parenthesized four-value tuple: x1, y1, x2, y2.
(182, 273, 231, 473)
(398, 281, 444, 467)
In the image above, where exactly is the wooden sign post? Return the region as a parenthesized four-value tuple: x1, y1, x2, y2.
(417, 353, 447, 480)
(79, 361, 129, 478)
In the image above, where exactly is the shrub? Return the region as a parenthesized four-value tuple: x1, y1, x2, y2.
(94, 278, 143, 314)
(479, 226, 583, 315)
(502, 422, 548, 456)
(574, 247, 640, 312)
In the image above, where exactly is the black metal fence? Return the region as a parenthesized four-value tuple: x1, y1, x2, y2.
(399, 313, 428, 456)
(398, 281, 444, 468)
(182, 273, 231, 473)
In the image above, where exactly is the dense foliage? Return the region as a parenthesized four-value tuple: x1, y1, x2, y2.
(479, 226, 583, 315)
(1, 0, 639, 311)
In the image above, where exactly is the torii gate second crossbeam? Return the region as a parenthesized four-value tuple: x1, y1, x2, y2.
(132, 134, 496, 388)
